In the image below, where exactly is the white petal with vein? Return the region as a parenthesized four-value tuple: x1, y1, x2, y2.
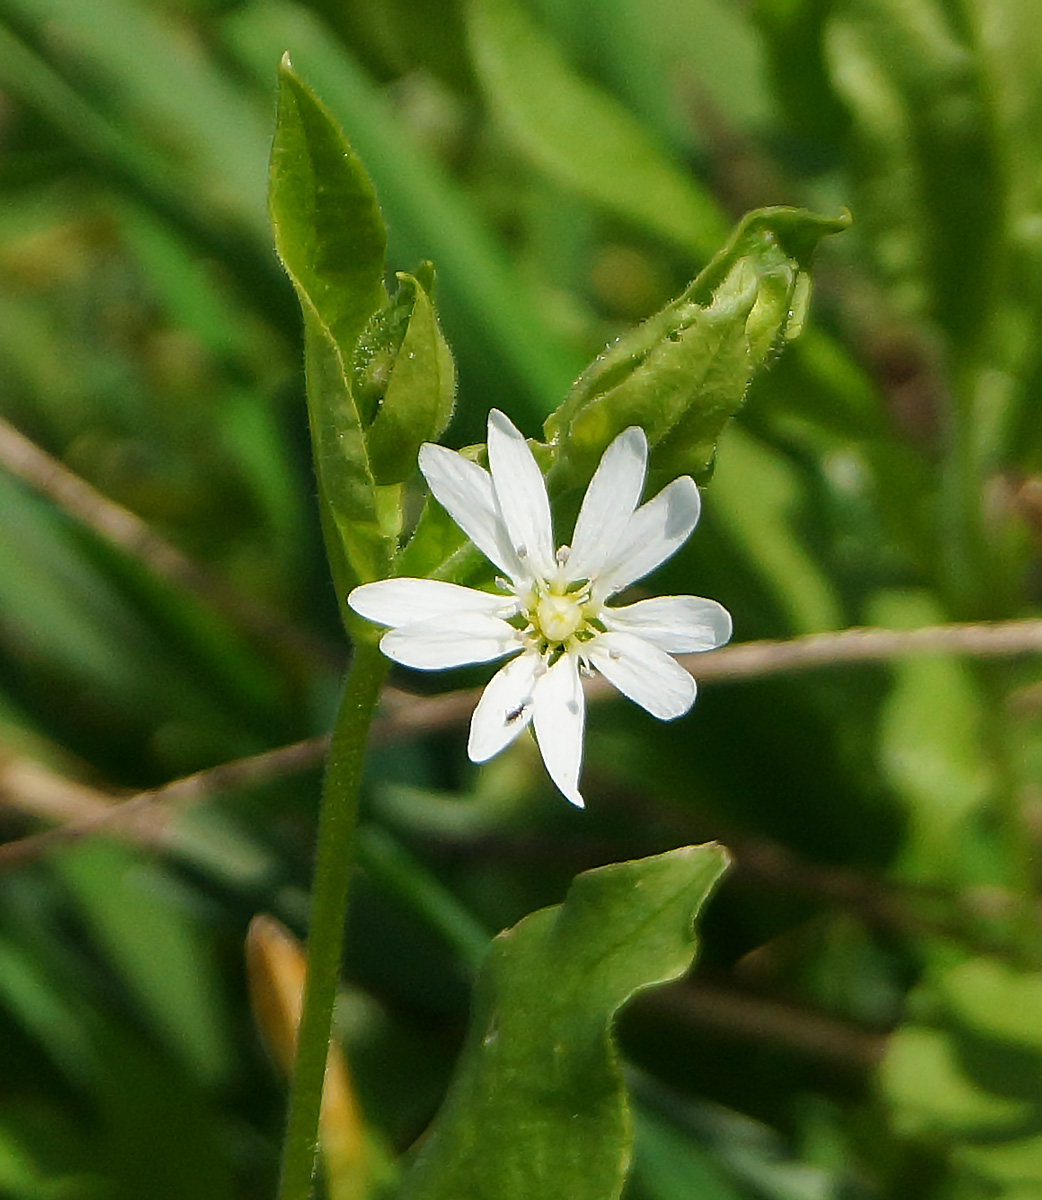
(532, 653, 586, 808)
(586, 631, 696, 720)
(380, 613, 520, 669)
(594, 476, 701, 599)
(604, 595, 732, 653)
(349, 578, 508, 627)
(567, 426, 647, 581)
(486, 410, 554, 579)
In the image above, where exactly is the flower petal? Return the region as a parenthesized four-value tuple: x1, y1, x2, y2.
(418, 442, 521, 577)
(593, 476, 701, 600)
(349, 578, 509, 628)
(566, 426, 647, 581)
(585, 631, 696, 720)
(532, 653, 586, 808)
(380, 613, 521, 669)
(468, 650, 541, 763)
(486, 410, 555, 579)
(603, 595, 732, 653)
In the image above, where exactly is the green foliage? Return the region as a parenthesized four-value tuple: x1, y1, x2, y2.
(1, 0, 1042, 1198)
(546, 207, 850, 491)
(356, 269, 457, 486)
(398, 845, 729, 1200)
(466, 0, 729, 258)
(270, 56, 396, 599)
(882, 956, 1042, 1195)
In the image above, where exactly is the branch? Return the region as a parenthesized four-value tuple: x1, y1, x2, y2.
(640, 978, 887, 1070)
(674, 619, 1042, 683)
(0, 737, 329, 867)
(3, 615, 1041, 867)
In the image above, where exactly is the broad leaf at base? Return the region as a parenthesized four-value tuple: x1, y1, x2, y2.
(396, 843, 730, 1200)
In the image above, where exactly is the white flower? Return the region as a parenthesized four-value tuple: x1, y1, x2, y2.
(348, 410, 731, 807)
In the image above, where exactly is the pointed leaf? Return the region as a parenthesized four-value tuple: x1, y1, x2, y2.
(55, 841, 231, 1087)
(270, 54, 386, 362)
(269, 57, 396, 592)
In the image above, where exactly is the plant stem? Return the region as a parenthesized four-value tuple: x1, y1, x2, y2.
(277, 640, 388, 1200)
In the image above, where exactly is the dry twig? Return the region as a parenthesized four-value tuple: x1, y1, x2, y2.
(0, 416, 342, 668)
(2, 615, 1042, 867)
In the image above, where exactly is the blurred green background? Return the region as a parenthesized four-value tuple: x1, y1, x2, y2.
(3, 0, 1042, 1196)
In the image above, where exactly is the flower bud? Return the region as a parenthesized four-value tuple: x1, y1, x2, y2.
(353, 263, 457, 485)
(545, 206, 850, 492)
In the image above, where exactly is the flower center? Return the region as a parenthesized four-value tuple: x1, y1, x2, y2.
(534, 591, 585, 644)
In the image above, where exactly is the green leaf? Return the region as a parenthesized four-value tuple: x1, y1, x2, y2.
(466, 0, 728, 259)
(269, 55, 387, 362)
(546, 206, 850, 493)
(709, 424, 842, 635)
(824, 0, 1002, 347)
(269, 56, 396, 594)
(54, 841, 231, 1087)
(225, 0, 584, 423)
(357, 269, 457, 485)
(871, 590, 993, 885)
(754, 0, 849, 143)
(396, 844, 729, 1200)
(882, 1025, 1032, 1141)
(631, 1108, 746, 1200)
(941, 958, 1042, 1052)
(881, 956, 1042, 1193)
(0, 931, 100, 1090)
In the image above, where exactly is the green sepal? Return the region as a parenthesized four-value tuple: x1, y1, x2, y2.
(269, 55, 398, 603)
(396, 844, 730, 1200)
(355, 267, 458, 485)
(545, 206, 851, 494)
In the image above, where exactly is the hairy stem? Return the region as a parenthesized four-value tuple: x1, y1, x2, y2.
(277, 640, 387, 1200)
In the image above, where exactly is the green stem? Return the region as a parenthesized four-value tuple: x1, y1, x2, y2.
(277, 639, 388, 1200)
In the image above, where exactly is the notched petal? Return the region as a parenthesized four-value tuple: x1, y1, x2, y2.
(486, 410, 554, 579)
(418, 442, 521, 577)
(381, 612, 521, 670)
(349, 578, 507, 627)
(587, 631, 696, 720)
(594, 476, 701, 599)
(567, 426, 648, 581)
(603, 595, 732, 653)
(532, 653, 585, 808)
